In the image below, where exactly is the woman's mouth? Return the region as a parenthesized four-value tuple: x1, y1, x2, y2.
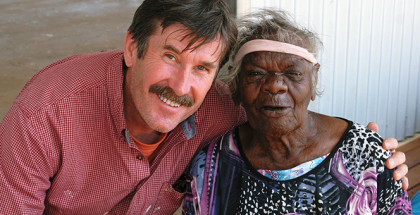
(261, 106, 287, 111)
(259, 105, 290, 117)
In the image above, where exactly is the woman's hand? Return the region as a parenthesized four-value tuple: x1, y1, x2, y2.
(367, 122, 409, 190)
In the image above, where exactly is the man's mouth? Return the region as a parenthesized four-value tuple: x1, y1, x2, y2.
(149, 84, 194, 107)
(158, 94, 181, 108)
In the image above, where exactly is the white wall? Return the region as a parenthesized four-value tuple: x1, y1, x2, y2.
(236, 0, 420, 140)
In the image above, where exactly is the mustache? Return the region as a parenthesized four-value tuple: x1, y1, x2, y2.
(149, 84, 194, 107)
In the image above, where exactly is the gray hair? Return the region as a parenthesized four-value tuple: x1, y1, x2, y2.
(218, 9, 323, 104)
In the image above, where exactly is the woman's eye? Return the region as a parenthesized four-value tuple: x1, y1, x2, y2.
(244, 70, 264, 83)
(287, 71, 302, 77)
(250, 70, 263, 76)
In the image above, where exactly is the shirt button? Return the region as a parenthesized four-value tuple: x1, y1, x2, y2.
(165, 186, 173, 192)
(136, 155, 143, 160)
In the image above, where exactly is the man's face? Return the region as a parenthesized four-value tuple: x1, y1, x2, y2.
(124, 23, 223, 133)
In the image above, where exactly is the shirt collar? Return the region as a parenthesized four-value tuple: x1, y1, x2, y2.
(105, 51, 126, 139)
(125, 113, 196, 145)
(181, 114, 196, 139)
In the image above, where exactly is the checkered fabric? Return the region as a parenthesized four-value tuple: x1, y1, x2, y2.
(0, 50, 246, 214)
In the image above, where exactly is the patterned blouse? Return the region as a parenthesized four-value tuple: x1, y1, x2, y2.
(182, 120, 412, 214)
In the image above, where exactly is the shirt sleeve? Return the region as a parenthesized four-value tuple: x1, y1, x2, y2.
(0, 104, 53, 214)
(377, 158, 412, 214)
(360, 126, 412, 214)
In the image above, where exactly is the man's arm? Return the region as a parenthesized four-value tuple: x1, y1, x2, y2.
(366, 122, 409, 190)
(0, 104, 52, 213)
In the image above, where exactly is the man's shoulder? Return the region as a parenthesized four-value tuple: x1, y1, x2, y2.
(198, 80, 244, 120)
(15, 50, 124, 117)
(191, 80, 246, 140)
(201, 80, 238, 109)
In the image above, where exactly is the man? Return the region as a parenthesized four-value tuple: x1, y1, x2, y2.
(0, 0, 408, 214)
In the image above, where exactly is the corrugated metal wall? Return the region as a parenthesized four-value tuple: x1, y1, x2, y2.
(235, 0, 420, 140)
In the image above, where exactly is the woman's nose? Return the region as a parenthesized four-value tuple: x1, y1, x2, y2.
(263, 73, 288, 95)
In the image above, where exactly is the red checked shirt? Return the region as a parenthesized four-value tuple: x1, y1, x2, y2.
(0, 50, 246, 214)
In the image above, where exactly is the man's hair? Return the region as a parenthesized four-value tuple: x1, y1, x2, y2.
(218, 9, 323, 104)
(128, 0, 237, 68)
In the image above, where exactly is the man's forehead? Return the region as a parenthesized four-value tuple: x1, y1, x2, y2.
(161, 25, 191, 41)
(158, 23, 223, 53)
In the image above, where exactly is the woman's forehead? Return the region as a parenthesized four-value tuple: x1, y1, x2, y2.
(243, 51, 308, 66)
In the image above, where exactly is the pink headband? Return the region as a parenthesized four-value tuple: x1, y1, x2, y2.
(233, 39, 318, 65)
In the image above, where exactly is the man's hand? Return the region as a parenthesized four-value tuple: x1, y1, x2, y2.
(367, 122, 409, 190)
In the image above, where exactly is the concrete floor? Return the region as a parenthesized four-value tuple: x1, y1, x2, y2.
(0, 0, 141, 121)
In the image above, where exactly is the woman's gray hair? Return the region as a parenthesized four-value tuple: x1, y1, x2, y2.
(218, 9, 323, 104)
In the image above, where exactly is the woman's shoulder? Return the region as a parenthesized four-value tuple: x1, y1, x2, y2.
(190, 128, 238, 173)
(337, 120, 391, 173)
(345, 122, 384, 149)
(315, 113, 385, 152)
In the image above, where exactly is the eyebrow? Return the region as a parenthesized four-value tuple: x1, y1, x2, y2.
(163, 44, 218, 69)
(164, 44, 181, 54)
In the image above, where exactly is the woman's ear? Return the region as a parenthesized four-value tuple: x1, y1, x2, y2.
(231, 76, 242, 106)
(311, 92, 316, 101)
(232, 92, 242, 106)
(311, 63, 320, 101)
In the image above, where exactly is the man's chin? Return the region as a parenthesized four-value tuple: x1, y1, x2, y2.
(145, 109, 198, 133)
(153, 126, 175, 134)
(148, 120, 180, 133)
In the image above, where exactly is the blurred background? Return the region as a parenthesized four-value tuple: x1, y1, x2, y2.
(2, 0, 419, 140)
(235, 0, 420, 142)
(0, 0, 139, 121)
(1, 0, 419, 203)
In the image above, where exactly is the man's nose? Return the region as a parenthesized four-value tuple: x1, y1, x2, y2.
(169, 65, 191, 96)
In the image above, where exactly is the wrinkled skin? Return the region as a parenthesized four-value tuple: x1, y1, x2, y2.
(237, 51, 408, 189)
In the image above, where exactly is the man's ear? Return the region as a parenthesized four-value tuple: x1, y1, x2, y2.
(124, 32, 136, 68)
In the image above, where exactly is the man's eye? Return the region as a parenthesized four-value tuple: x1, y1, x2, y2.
(165, 54, 175, 60)
(197, 65, 207, 71)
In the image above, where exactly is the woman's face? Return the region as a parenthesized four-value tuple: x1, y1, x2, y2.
(238, 51, 315, 134)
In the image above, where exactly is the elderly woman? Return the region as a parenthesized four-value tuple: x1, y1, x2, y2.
(182, 9, 412, 214)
